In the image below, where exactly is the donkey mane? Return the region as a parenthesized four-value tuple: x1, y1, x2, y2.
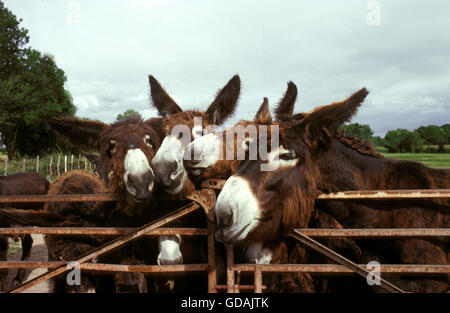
(335, 130, 383, 159)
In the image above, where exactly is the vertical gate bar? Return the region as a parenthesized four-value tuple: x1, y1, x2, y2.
(254, 267, 262, 293)
(226, 244, 235, 293)
(207, 212, 217, 293)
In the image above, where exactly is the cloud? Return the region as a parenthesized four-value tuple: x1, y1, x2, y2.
(4, 0, 449, 136)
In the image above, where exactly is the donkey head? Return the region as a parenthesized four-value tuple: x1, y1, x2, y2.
(185, 82, 298, 179)
(148, 75, 241, 194)
(49, 116, 162, 214)
(214, 88, 369, 245)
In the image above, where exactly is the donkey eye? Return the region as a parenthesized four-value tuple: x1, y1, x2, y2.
(108, 140, 117, 156)
(279, 152, 296, 160)
(144, 135, 153, 149)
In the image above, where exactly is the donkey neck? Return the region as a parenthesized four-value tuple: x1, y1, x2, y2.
(319, 139, 450, 192)
(318, 140, 390, 192)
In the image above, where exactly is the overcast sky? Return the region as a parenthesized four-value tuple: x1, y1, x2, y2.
(4, 0, 450, 136)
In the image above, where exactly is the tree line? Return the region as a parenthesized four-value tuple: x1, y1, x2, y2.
(341, 123, 450, 153)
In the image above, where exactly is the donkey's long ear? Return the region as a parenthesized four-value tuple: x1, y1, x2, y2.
(295, 88, 369, 148)
(149, 75, 183, 118)
(49, 117, 108, 150)
(80, 150, 99, 164)
(275, 81, 298, 121)
(205, 75, 241, 125)
(254, 97, 272, 124)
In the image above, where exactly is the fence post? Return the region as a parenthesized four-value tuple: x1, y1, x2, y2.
(22, 159, 26, 172)
(64, 155, 67, 173)
(77, 154, 81, 169)
(226, 244, 235, 293)
(36, 155, 39, 172)
(3, 159, 7, 176)
(207, 209, 217, 293)
(70, 154, 74, 171)
(57, 155, 61, 177)
(48, 155, 53, 181)
(84, 156, 87, 170)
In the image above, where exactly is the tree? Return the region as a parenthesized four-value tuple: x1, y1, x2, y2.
(116, 109, 142, 122)
(441, 124, 450, 144)
(0, 2, 75, 158)
(416, 125, 446, 152)
(340, 123, 374, 142)
(383, 129, 424, 153)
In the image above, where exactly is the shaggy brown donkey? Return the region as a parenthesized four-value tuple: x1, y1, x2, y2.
(215, 88, 449, 292)
(0, 172, 49, 291)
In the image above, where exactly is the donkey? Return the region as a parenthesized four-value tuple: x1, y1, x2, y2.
(214, 88, 449, 292)
(131, 74, 240, 291)
(0, 172, 49, 291)
(0, 116, 164, 292)
(186, 83, 363, 292)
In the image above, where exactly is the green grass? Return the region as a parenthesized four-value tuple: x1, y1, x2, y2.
(375, 146, 450, 169)
(7, 238, 22, 256)
(382, 153, 450, 169)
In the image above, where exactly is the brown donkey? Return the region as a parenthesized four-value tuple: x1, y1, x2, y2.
(0, 172, 49, 291)
(214, 88, 449, 292)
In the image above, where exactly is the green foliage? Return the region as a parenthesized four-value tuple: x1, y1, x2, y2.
(441, 124, 450, 144)
(416, 125, 446, 151)
(340, 123, 374, 142)
(0, 1, 76, 158)
(116, 109, 142, 122)
(383, 129, 425, 153)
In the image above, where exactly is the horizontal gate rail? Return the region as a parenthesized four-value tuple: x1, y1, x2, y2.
(317, 189, 450, 199)
(231, 264, 450, 274)
(0, 193, 118, 203)
(293, 228, 450, 238)
(0, 227, 208, 236)
(0, 261, 209, 273)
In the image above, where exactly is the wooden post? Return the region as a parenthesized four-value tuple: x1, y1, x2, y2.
(22, 159, 26, 172)
(3, 159, 7, 176)
(36, 155, 39, 172)
(207, 209, 217, 293)
(254, 268, 263, 293)
(70, 154, 74, 171)
(77, 154, 81, 169)
(226, 244, 235, 293)
(48, 155, 53, 181)
(84, 156, 88, 170)
(64, 155, 67, 173)
(57, 155, 61, 177)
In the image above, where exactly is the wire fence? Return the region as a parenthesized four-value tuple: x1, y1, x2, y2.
(1, 154, 95, 181)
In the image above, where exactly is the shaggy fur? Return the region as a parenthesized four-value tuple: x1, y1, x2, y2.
(221, 88, 449, 292)
(0, 172, 49, 291)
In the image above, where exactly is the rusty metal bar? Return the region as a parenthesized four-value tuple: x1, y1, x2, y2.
(9, 201, 201, 293)
(254, 268, 263, 293)
(207, 212, 217, 293)
(293, 228, 450, 238)
(0, 261, 208, 273)
(232, 264, 450, 274)
(1, 261, 447, 274)
(216, 284, 267, 291)
(0, 194, 118, 203)
(291, 230, 406, 293)
(226, 244, 235, 293)
(80, 263, 208, 273)
(0, 227, 208, 236)
(318, 189, 450, 199)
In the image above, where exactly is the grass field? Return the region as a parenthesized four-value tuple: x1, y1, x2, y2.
(375, 147, 450, 169)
